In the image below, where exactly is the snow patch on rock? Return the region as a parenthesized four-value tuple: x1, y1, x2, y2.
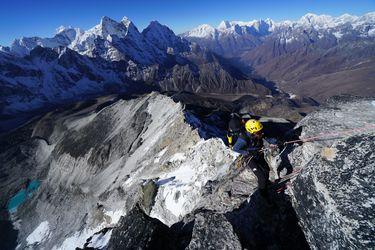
(53, 209, 123, 250)
(154, 147, 168, 163)
(26, 221, 50, 246)
(86, 230, 113, 249)
(169, 152, 186, 162)
(150, 139, 238, 226)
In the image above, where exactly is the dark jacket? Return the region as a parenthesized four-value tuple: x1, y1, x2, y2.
(232, 131, 264, 158)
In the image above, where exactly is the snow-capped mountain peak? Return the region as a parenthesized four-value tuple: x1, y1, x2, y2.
(143, 20, 179, 39)
(120, 16, 141, 35)
(182, 11, 375, 57)
(184, 18, 278, 40)
(183, 24, 216, 38)
(8, 26, 81, 57)
(145, 20, 167, 31)
(66, 16, 152, 62)
(73, 15, 138, 42)
(0, 45, 10, 54)
(299, 12, 319, 20)
(218, 20, 231, 30)
(298, 13, 335, 28)
(121, 16, 132, 26)
(142, 20, 175, 40)
(101, 15, 116, 24)
(361, 11, 375, 20)
(56, 25, 70, 34)
(142, 20, 190, 55)
(335, 13, 358, 24)
(55, 26, 82, 42)
(95, 16, 129, 38)
(184, 11, 375, 40)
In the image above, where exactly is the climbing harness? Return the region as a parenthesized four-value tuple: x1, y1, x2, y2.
(235, 155, 254, 169)
(235, 155, 243, 169)
(243, 155, 254, 167)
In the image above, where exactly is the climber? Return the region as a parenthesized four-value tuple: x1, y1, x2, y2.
(232, 119, 271, 199)
(226, 113, 245, 148)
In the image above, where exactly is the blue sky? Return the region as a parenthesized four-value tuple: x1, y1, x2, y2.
(0, 0, 374, 46)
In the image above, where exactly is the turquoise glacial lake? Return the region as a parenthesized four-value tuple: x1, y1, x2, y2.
(7, 180, 40, 213)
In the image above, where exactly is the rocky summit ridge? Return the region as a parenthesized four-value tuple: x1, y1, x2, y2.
(0, 93, 374, 249)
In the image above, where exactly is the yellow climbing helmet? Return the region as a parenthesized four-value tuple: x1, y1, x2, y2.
(245, 119, 263, 134)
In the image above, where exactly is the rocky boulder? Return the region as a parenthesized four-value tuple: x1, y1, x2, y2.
(288, 96, 375, 249)
(187, 212, 241, 250)
(107, 206, 174, 250)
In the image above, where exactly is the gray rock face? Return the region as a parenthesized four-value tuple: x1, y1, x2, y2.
(107, 206, 173, 250)
(225, 192, 310, 250)
(288, 96, 375, 249)
(187, 212, 241, 250)
(0, 91, 309, 250)
(0, 93, 241, 249)
(88, 206, 242, 250)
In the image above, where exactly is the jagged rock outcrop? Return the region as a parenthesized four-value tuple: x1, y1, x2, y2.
(225, 191, 310, 250)
(107, 206, 174, 250)
(0, 91, 312, 249)
(187, 212, 241, 250)
(86, 207, 243, 250)
(288, 96, 375, 249)
(0, 93, 240, 249)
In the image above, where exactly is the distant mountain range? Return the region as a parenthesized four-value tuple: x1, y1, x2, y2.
(0, 12, 374, 118)
(182, 13, 375, 56)
(0, 17, 269, 116)
(182, 13, 375, 101)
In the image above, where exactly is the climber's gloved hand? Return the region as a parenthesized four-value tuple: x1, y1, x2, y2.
(269, 143, 278, 149)
(247, 147, 260, 155)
